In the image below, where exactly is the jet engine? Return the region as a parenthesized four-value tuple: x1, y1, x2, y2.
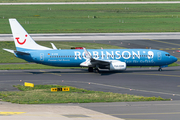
(109, 61, 126, 71)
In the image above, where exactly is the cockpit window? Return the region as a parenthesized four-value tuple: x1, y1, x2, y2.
(165, 54, 170, 56)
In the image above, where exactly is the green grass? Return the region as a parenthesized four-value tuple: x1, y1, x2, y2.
(0, 41, 124, 63)
(164, 62, 179, 67)
(0, 0, 179, 3)
(0, 85, 170, 104)
(0, 4, 180, 33)
(178, 58, 180, 62)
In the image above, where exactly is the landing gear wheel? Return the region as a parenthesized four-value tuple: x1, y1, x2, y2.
(88, 67, 93, 72)
(94, 68, 99, 73)
(158, 68, 162, 71)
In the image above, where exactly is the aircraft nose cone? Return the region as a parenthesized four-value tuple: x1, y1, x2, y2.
(172, 56, 177, 62)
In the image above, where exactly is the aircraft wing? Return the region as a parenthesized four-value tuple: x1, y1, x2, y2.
(80, 48, 111, 67)
(50, 43, 57, 50)
(81, 48, 127, 71)
(91, 59, 110, 65)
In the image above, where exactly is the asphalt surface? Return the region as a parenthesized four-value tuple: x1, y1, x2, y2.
(1, 1, 180, 119)
(0, 66, 180, 99)
(79, 101, 180, 120)
(1, 67, 180, 120)
(1, 100, 180, 120)
(1, 33, 180, 119)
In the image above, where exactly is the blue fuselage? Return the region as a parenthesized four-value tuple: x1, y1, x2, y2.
(16, 49, 177, 67)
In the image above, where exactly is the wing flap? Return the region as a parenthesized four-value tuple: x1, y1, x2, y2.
(91, 59, 110, 64)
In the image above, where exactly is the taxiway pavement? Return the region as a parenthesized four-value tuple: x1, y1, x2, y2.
(1, 33, 180, 119)
(1, 67, 180, 120)
(0, 66, 180, 99)
(1, 100, 180, 120)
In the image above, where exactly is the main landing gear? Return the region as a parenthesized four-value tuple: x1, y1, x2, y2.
(88, 67, 93, 72)
(94, 68, 100, 73)
(88, 67, 100, 73)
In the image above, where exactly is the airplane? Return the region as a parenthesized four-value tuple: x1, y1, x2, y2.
(3, 19, 178, 72)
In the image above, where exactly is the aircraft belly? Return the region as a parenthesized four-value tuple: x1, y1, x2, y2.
(16, 54, 34, 62)
(127, 63, 155, 66)
(43, 59, 82, 67)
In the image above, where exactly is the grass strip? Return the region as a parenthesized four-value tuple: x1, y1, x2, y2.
(0, 85, 170, 104)
(0, 4, 180, 33)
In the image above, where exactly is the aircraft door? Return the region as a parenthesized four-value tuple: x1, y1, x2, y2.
(157, 52, 161, 60)
(40, 53, 44, 61)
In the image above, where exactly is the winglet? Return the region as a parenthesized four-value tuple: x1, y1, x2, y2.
(50, 43, 57, 50)
(83, 47, 92, 59)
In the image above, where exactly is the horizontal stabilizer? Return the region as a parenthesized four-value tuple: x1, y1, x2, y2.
(3, 48, 14, 54)
(3, 48, 30, 55)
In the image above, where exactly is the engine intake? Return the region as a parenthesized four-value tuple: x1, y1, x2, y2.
(109, 61, 126, 71)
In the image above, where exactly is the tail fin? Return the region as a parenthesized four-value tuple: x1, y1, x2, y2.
(9, 19, 52, 51)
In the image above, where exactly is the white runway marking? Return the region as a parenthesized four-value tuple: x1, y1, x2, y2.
(1, 33, 180, 41)
(64, 81, 180, 97)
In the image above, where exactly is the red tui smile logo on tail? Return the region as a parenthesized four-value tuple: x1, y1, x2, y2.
(16, 34, 27, 45)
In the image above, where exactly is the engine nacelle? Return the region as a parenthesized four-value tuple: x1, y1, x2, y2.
(109, 61, 126, 71)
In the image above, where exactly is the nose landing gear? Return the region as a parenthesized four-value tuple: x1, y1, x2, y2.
(158, 67, 162, 71)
